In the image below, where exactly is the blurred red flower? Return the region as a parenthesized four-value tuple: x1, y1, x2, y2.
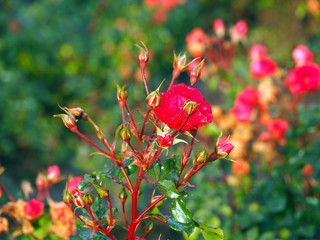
(24, 199, 44, 220)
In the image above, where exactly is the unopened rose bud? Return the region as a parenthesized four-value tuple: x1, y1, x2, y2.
(213, 18, 225, 38)
(63, 107, 88, 121)
(53, 114, 78, 132)
(231, 20, 248, 43)
(173, 52, 188, 72)
(183, 101, 198, 115)
(115, 81, 128, 107)
(136, 41, 149, 69)
(189, 59, 205, 86)
(145, 220, 153, 235)
(157, 134, 173, 147)
(216, 139, 235, 158)
(195, 149, 207, 164)
(84, 194, 94, 208)
(36, 173, 47, 192)
(150, 195, 164, 207)
(120, 124, 131, 141)
(63, 182, 73, 205)
(119, 188, 127, 205)
(47, 165, 60, 184)
(146, 90, 161, 108)
(74, 192, 85, 208)
(94, 185, 109, 199)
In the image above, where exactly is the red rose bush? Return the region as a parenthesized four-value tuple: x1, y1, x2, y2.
(53, 43, 232, 240)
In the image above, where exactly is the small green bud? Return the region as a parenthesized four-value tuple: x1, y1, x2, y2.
(183, 101, 199, 115)
(145, 220, 153, 235)
(53, 114, 78, 132)
(84, 194, 94, 208)
(94, 185, 109, 199)
(173, 52, 188, 72)
(120, 124, 131, 141)
(195, 149, 208, 164)
(119, 188, 128, 205)
(63, 182, 73, 205)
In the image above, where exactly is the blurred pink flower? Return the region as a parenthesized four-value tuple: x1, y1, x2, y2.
(250, 56, 277, 80)
(285, 62, 320, 96)
(231, 20, 248, 41)
(249, 44, 267, 60)
(186, 28, 208, 58)
(24, 199, 44, 220)
(292, 45, 314, 66)
(47, 165, 60, 184)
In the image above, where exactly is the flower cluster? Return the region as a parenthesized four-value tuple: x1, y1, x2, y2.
(0, 165, 76, 239)
(186, 19, 248, 72)
(54, 43, 232, 240)
(285, 45, 320, 96)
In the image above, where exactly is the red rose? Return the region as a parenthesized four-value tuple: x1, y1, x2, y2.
(24, 199, 44, 220)
(267, 119, 288, 145)
(302, 165, 313, 176)
(154, 83, 213, 131)
(67, 176, 84, 195)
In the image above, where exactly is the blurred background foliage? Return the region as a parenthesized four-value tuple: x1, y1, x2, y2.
(0, 0, 320, 239)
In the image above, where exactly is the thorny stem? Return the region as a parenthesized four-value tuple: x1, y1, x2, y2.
(124, 104, 142, 154)
(140, 64, 150, 95)
(119, 164, 134, 194)
(75, 131, 112, 158)
(0, 182, 15, 202)
(168, 69, 180, 89)
(122, 202, 129, 228)
(87, 116, 113, 154)
(140, 109, 150, 139)
(106, 197, 114, 232)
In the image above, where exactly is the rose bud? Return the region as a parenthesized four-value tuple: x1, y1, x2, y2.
(189, 58, 205, 86)
(94, 185, 109, 199)
(157, 134, 173, 147)
(292, 45, 313, 66)
(63, 182, 73, 205)
(248, 44, 267, 60)
(303, 165, 313, 176)
(53, 114, 78, 132)
(73, 192, 85, 208)
(115, 81, 128, 107)
(150, 195, 164, 207)
(195, 149, 208, 164)
(136, 41, 149, 69)
(67, 176, 84, 195)
(47, 165, 60, 184)
(145, 219, 154, 235)
(84, 194, 94, 208)
(146, 90, 161, 108)
(213, 18, 225, 38)
(119, 188, 128, 205)
(183, 101, 199, 115)
(24, 199, 44, 220)
(120, 124, 132, 142)
(216, 139, 235, 158)
(35, 173, 47, 192)
(231, 20, 248, 42)
(173, 52, 188, 72)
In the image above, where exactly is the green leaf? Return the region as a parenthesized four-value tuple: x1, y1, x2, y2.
(76, 218, 84, 231)
(157, 180, 180, 199)
(167, 216, 195, 236)
(171, 199, 193, 224)
(195, 222, 224, 240)
(159, 158, 179, 181)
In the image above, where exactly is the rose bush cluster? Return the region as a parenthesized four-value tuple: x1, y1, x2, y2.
(0, 165, 76, 239)
(52, 43, 234, 240)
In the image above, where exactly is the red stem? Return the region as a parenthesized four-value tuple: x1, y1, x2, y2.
(107, 197, 114, 232)
(0, 182, 15, 202)
(140, 109, 150, 139)
(122, 202, 129, 228)
(140, 64, 150, 95)
(75, 131, 112, 158)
